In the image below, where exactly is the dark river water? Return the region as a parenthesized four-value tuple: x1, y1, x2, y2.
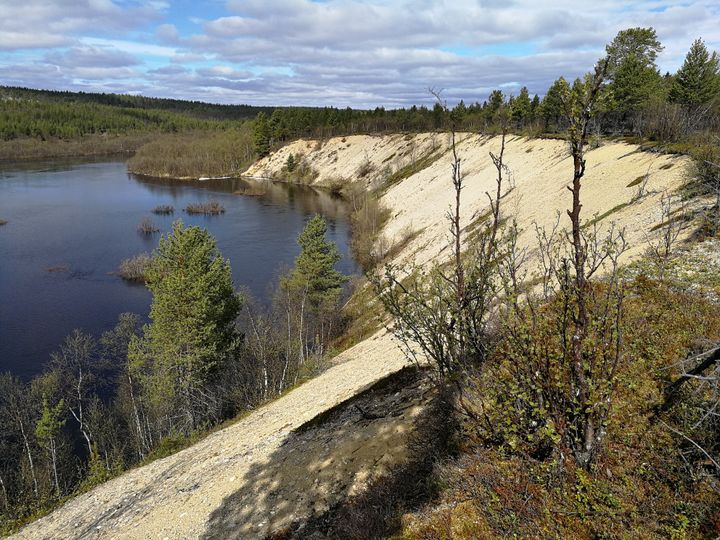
(0, 159, 358, 380)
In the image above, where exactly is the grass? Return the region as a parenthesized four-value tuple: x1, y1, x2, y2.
(137, 216, 160, 234)
(118, 253, 151, 282)
(234, 184, 266, 197)
(184, 201, 225, 215)
(151, 205, 174, 215)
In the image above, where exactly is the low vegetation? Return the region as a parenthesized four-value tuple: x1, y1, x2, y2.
(127, 127, 255, 179)
(271, 152, 319, 184)
(150, 205, 174, 215)
(0, 133, 156, 161)
(136, 217, 159, 234)
(117, 253, 151, 283)
(365, 53, 720, 538)
(184, 201, 225, 215)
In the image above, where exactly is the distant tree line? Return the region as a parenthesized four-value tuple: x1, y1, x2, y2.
(0, 216, 348, 533)
(0, 98, 232, 141)
(254, 29, 720, 155)
(0, 87, 274, 121)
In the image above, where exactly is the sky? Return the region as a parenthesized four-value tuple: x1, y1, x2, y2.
(0, 0, 719, 108)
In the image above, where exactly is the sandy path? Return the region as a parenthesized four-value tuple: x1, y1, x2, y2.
(11, 331, 409, 540)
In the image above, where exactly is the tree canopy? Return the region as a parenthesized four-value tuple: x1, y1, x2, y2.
(130, 220, 242, 431)
(670, 38, 720, 108)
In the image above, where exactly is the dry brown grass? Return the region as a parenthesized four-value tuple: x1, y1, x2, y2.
(118, 253, 151, 282)
(151, 205, 174, 215)
(184, 201, 225, 215)
(137, 216, 160, 234)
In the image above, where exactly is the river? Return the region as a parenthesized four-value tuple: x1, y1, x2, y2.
(0, 159, 358, 380)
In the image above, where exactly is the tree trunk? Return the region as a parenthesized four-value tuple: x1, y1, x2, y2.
(50, 438, 60, 496)
(18, 419, 38, 498)
(0, 473, 8, 511)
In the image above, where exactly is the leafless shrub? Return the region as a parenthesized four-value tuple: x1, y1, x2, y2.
(645, 191, 685, 279)
(356, 155, 374, 178)
(118, 253, 151, 282)
(151, 205, 174, 215)
(137, 216, 159, 234)
(184, 201, 225, 215)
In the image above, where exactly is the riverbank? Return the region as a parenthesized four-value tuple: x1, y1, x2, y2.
(126, 128, 255, 180)
(0, 133, 157, 162)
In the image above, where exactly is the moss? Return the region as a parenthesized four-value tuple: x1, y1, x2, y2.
(583, 202, 630, 229)
(627, 175, 646, 188)
(381, 148, 447, 193)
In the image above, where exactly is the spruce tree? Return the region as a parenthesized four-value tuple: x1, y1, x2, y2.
(511, 86, 532, 125)
(670, 38, 720, 108)
(283, 214, 347, 308)
(253, 112, 271, 157)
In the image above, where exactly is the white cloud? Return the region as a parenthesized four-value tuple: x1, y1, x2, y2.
(1, 0, 719, 106)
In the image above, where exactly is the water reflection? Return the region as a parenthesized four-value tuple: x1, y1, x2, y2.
(0, 161, 358, 380)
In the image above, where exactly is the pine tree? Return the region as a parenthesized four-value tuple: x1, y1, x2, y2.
(541, 78, 566, 130)
(130, 220, 242, 432)
(611, 54, 662, 114)
(486, 89, 505, 115)
(670, 38, 720, 108)
(606, 27, 663, 74)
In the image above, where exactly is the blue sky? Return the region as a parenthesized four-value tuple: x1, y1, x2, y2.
(1, 0, 718, 107)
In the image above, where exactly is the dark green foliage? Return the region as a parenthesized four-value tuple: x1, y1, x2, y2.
(253, 112, 272, 157)
(605, 26, 663, 73)
(540, 77, 566, 130)
(284, 153, 296, 172)
(610, 54, 663, 114)
(130, 220, 242, 432)
(511, 86, 532, 125)
(669, 38, 720, 108)
(284, 215, 347, 307)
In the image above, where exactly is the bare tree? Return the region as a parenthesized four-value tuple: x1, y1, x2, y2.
(645, 191, 686, 280)
(49, 329, 99, 457)
(374, 90, 510, 385)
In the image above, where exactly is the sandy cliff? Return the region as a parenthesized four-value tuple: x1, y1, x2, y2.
(15, 133, 693, 539)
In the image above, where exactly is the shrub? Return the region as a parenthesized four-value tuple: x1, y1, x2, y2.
(346, 187, 391, 270)
(137, 216, 159, 234)
(151, 205, 174, 215)
(184, 201, 225, 215)
(118, 253, 151, 282)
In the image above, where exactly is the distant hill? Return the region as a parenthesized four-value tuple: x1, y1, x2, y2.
(0, 86, 275, 121)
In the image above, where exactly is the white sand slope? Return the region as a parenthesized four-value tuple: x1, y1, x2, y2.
(247, 133, 690, 269)
(11, 332, 410, 540)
